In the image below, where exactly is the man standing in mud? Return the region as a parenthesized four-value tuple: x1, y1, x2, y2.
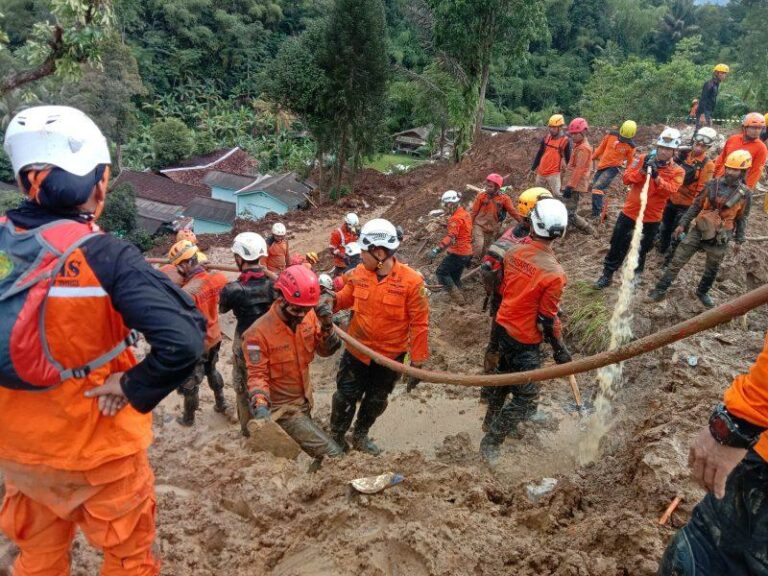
(480, 198, 571, 466)
(658, 333, 768, 575)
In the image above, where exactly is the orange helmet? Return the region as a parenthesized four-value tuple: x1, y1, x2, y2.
(176, 229, 197, 244)
(742, 112, 766, 128)
(168, 240, 198, 266)
(724, 150, 752, 170)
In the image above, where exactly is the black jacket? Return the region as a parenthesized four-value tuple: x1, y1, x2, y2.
(698, 78, 720, 115)
(219, 271, 275, 337)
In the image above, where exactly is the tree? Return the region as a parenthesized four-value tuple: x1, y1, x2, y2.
(99, 182, 137, 237)
(732, 0, 768, 110)
(654, 0, 700, 61)
(150, 118, 193, 168)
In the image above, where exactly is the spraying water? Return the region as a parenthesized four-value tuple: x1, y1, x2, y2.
(578, 169, 652, 465)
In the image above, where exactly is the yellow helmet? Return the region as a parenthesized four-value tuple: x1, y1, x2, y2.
(713, 63, 730, 74)
(197, 251, 209, 264)
(168, 240, 198, 266)
(305, 251, 319, 265)
(619, 120, 637, 139)
(517, 187, 553, 218)
(176, 229, 197, 244)
(724, 150, 752, 170)
(764, 112, 768, 126)
(548, 114, 565, 128)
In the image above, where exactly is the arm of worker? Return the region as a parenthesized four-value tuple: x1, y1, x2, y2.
(218, 281, 237, 314)
(470, 195, 483, 222)
(333, 277, 355, 312)
(734, 193, 751, 245)
(592, 135, 607, 163)
(653, 166, 685, 198)
(537, 276, 569, 363)
(314, 305, 341, 357)
(329, 229, 341, 256)
(90, 236, 205, 414)
(561, 139, 572, 171)
(501, 194, 522, 222)
(746, 144, 767, 189)
(623, 155, 647, 185)
(677, 193, 705, 233)
(243, 330, 272, 417)
(530, 139, 546, 172)
(406, 278, 430, 365)
(284, 241, 291, 269)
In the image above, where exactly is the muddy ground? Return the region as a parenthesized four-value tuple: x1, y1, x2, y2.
(3, 127, 768, 575)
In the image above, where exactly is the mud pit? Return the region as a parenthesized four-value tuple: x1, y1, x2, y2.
(3, 128, 768, 575)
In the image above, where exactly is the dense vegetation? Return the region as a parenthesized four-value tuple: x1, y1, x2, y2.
(1, 0, 766, 188)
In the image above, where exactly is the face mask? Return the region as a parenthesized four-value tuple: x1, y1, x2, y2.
(280, 302, 308, 329)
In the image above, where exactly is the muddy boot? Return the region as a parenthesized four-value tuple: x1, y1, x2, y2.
(351, 432, 383, 456)
(696, 270, 717, 308)
(330, 392, 356, 452)
(697, 291, 715, 308)
(213, 389, 229, 414)
(177, 394, 198, 427)
(649, 286, 668, 302)
(479, 436, 501, 466)
(448, 288, 466, 305)
(572, 213, 594, 235)
(594, 272, 612, 290)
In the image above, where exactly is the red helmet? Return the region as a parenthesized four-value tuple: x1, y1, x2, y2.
(289, 253, 306, 266)
(275, 265, 320, 306)
(486, 173, 504, 188)
(568, 117, 588, 134)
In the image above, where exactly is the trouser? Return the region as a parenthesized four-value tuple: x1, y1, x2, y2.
(179, 342, 225, 402)
(481, 319, 507, 399)
(658, 451, 768, 576)
(535, 173, 562, 197)
(657, 201, 689, 258)
(602, 212, 659, 277)
(275, 404, 344, 459)
(472, 225, 498, 260)
(694, 111, 713, 132)
(562, 188, 593, 232)
(590, 166, 620, 219)
(436, 253, 472, 290)
(330, 351, 405, 440)
(0, 452, 159, 576)
(232, 334, 250, 435)
(655, 227, 727, 296)
(482, 332, 541, 443)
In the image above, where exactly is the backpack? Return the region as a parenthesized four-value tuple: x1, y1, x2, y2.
(0, 218, 138, 391)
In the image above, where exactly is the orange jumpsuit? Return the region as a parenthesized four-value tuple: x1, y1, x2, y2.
(182, 268, 228, 352)
(471, 191, 521, 259)
(565, 139, 593, 193)
(329, 225, 358, 269)
(714, 133, 768, 190)
(439, 206, 473, 256)
(622, 154, 685, 224)
(266, 238, 290, 273)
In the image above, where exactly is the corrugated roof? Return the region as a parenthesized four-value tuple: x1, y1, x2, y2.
(183, 196, 236, 225)
(236, 172, 310, 210)
(202, 170, 260, 191)
(113, 170, 208, 207)
(393, 125, 432, 140)
(160, 148, 259, 187)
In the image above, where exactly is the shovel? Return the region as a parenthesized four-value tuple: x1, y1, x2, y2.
(563, 374, 594, 416)
(246, 407, 302, 460)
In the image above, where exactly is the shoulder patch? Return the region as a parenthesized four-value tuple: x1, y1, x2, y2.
(246, 344, 261, 364)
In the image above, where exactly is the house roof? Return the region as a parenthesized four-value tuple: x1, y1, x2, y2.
(113, 170, 208, 208)
(0, 181, 18, 192)
(202, 170, 260, 191)
(393, 125, 431, 141)
(160, 147, 259, 187)
(236, 172, 310, 210)
(183, 197, 237, 225)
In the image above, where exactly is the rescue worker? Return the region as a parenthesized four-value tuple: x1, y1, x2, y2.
(470, 173, 522, 260)
(480, 198, 571, 465)
(171, 241, 229, 425)
(243, 266, 344, 460)
(657, 127, 717, 261)
(343, 242, 362, 273)
(330, 218, 430, 455)
(650, 150, 752, 308)
(658, 332, 768, 575)
(590, 120, 637, 221)
(687, 99, 699, 125)
(530, 114, 571, 197)
(158, 229, 205, 286)
(0, 105, 204, 575)
(266, 222, 290, 273)
(714, 113, 767, 204)
(696, 63, 729, 130)
(219, 232, 275, 436)
(595, 128, 685, 289)
(427, 190, 473, 305)
(562, 117, 594, 233)
(480, 188, 552, 376)
(329, 212, 360, 276)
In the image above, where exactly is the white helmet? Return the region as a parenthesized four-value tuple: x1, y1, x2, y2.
(318, 273, 334, 292)
(693, 127, 717, 146)
(529, 198, 568, 239)
(232, 232, 267, 261)
(345, 241, 362, 257)
(272, 222, 287, 236)
(359, 218, 400, 251)
(656, 127, 682, 150)
(4, 105, 111, 177)
(441, 190, 461, 204)
(344, 213, 359, 227)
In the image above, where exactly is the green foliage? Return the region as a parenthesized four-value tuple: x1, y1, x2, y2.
(100, 182, 154, 251)
(0, 190, 23, 214)
(0, 130, 13, 182)
(150, 118, 194, 168)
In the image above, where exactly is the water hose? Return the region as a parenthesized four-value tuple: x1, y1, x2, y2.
(333, 282, 768, 387)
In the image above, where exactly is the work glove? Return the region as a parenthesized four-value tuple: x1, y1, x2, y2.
(553, 344, 572, 365)
(426, 247, 441, 263)
(643, 156, 659, 179)
(315, 302, 335, 331)
(483, 349, 500, 374)
(674, 226, 685, 240)
(562, 186, 574, 199)
(251, 404, 271, 421)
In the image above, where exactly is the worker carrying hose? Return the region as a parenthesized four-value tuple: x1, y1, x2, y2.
(243, 265, 344, 460)
(595, 127, 685, 290)
(426, 190, 473, 305)
(658, 332, 768, 575)
(530, 114, 572, 197)
(219, 232, 275, 436)
(329, 212, 360, 276)
(480, 198, 571, 466)
(470, 173, 522, 260)
(589, 120, 637, 222)
(714, 113, 767, 211)
(561, 117, 594, 233)
(650, 150, 752, 308)
(330, 218, 430, 455)
(656, 127, 717, 263)
(170, 240, 229, 425)
(0, 106, 205, 575)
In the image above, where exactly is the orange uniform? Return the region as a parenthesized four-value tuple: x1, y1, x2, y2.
(334, 259, 429, 364)
(671, 150, 715, 207)
(329, 225, 358, 268)
(243, 303, 338, 408)
(592, 132, 635, 170)
(532, 134, 571, 176)
(565, 139, 593, 192)
(182, 268, 228, 351)
(471, 192, 521, 233)
(159, 263, 184, 286)
(714, 134, 768, 189)
(724, 333, 768, 460)
(622, 154, 685, 223)
(439, 206, 473, 256)
(495, 240, 566, 344)
(266, 238, 290, 272)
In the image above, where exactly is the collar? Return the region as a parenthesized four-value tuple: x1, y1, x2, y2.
(6, 201, 93, 230)
(239, 269, 266, 283)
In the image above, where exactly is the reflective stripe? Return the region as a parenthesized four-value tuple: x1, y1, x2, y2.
(48, 286, 108, 298)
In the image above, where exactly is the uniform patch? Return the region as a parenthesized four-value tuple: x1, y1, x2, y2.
(247, 344, 261, 364)
(0, 251, 13, 281)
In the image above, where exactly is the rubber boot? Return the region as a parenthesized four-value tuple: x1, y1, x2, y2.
(352, 395, 388, 456)
(177, 394, 198, 427)
(696, 270, 717, 309)
(479, 435, 501, 467)
(594, 272, 612, 290)
(351, 433, 383, 456)
(329, 392, 356, 452)
(649, 272, 673, 302)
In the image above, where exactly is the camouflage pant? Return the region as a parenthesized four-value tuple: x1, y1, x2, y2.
(232, 334, 251, 435)
(656, 227, 727, 295)
(276, 404, 344, 459)
(178, 342, 224, 399)
(658, 451, 768, 575)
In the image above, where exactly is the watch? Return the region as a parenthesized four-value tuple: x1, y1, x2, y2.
(708, 403, 763, 449)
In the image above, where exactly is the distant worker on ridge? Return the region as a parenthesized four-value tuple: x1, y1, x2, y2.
(696, 63, 729, 130)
